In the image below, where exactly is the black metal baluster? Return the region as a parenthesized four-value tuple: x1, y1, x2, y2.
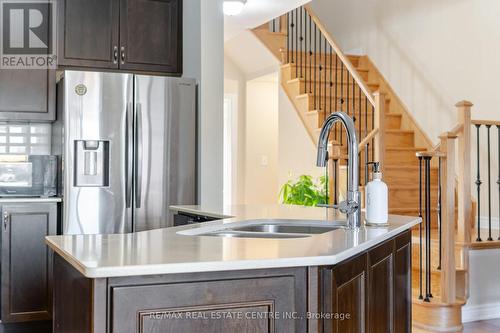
(352, 76, 356, 123)
(371, 105, 375, 158)
(308, 12, 312, 93)
(498, 125, 500, 240)
(286, 12, 290, 63)
(333, 158, 338, 205)
(476, 124, 482, 242)
(304, 10, 307, 93)
(487, 125, 493, 241)
(299, 7, 302, 79)
(340, 62, 344, 113)
(295, 9, 298, 77)
(346, 72, 350, 116)
(418, 156, 424, 300)
(365, 143, 369, 184)
(318, 34, 322, 111)
(324, 36, 327, 114)
(437, 157, 442, 270)
(314, 25, 317, 110)
(425, 156, 432, 301)
(329, 45, 332, 115)
(291, 10, 295, 68)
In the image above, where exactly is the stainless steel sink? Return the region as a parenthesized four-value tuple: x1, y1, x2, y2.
(230, 224, 341, 234)
(178, 219, 346, 239)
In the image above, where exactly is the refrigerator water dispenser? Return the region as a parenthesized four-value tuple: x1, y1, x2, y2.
(74, 140, 110, 187)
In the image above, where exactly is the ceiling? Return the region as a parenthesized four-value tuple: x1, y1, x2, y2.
(224, 0, 311, 41)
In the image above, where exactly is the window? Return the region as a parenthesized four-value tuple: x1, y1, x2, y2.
(0, 123, 51, 155)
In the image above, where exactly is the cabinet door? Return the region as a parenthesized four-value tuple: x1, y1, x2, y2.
(58, 0, 120, 68)
(1, 203, 57, 323)
(0, 69, 55, 121)
(367, 240, 394, 333)
(119, 0, 182, 74)
(394, 231, 411, 332)
(110, 274, 306, 333)
(322, 254, 367, 333)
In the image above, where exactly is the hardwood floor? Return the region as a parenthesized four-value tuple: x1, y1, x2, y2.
(464, 319, 500, 333)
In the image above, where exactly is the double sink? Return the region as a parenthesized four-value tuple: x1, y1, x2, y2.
(178, 219, 346, 239)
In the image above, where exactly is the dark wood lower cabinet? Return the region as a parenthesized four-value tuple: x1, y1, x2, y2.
(53, 230, 411, 333)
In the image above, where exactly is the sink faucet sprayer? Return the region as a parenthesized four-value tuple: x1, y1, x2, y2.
(316, 112, 361, 229)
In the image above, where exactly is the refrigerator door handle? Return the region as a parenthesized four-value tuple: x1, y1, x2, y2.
(125, 102, 133, 208)
(135, 102, 143, 208)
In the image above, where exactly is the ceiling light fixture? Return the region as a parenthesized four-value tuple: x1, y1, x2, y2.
(223, 0, 247, 16)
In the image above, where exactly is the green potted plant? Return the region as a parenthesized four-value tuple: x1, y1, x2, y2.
(279, 175, 329, 207)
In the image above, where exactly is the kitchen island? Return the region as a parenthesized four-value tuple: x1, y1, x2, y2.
(46, 205, 420, 333)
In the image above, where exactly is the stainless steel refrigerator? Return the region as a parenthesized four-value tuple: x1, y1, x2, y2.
(54, 71, 197, 235)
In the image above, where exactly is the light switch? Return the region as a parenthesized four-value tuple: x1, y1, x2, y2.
(260, 155, 268, 166)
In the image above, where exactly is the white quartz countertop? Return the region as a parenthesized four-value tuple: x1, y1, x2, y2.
(46, 204, 420, 279)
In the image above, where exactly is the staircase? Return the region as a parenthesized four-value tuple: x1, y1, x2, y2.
(251, 5, 481, 332)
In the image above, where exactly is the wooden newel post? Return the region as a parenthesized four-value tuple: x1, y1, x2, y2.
(373, 92, 386, 168)
(456, 100, 473, 244)
(440, 133, 457, 303)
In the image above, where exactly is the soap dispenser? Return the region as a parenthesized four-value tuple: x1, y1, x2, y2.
(365, 162, 388, 226)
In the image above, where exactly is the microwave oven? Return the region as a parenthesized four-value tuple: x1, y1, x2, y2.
(0, 155, 58, 197)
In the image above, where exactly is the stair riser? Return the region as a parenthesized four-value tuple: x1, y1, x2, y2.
(289, 80, 378, 97)
(297, 95, 390, 112)
(281, 65, 369, 82)
(390, 188, 437, 207)
(386, 149, 421, 166)
(412, 302, 463, 332)
(385, 168, 438, 186)
(411, 243, 464, 271)
(386, 115, 402, 129)
(286, 53, 360, 67)
(386, 131, 414, 147)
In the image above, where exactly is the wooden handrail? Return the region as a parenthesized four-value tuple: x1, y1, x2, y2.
(471, 119, 500, 126)
(303, 4, 376, 106)
(358, 128, 379, 150)
(449, 123, 464, 136)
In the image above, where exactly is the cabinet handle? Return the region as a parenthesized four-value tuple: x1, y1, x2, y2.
(113, 46, 118, 64)
(3, 212, 9, 231)
(120, 46, 125, 64)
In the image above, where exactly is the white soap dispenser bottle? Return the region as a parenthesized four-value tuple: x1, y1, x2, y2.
(365, 162, 388, 226)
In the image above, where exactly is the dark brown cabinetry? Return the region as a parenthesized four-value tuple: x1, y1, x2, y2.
(0, 69, 55, 121)
(1, 203, 57, 323)
(58, 0, 182, 75)
(321, 231, 411, 333)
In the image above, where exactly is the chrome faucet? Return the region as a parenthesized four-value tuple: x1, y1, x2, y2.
(316, 112, 361, 229)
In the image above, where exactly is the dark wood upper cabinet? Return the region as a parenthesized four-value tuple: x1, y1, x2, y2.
(57, 0, 182, 75)
(119, 0, 182, 74)
(58, 0, 120, 69)
(0, 69, 55, 121)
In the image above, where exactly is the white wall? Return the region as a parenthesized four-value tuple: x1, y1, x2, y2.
(278, 87, 323, 189)
(244, 73, 280, 204)
(184, 0, 224, 208)
(224, 55, 247, 204)
(463, 249, 500, 322)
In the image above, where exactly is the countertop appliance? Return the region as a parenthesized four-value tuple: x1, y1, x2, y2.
(0, 155, 57, 197)
(54, 71, 197, 235)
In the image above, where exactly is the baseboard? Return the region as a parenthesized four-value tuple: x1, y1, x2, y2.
(462, 302, 500, 323)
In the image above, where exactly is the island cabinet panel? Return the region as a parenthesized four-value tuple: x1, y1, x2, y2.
(1, 203, 57, 323)
(394, 231, 412, 332)
(321, 230, 411, 333)
(322, 254, 367, 333)
(367, 240, 394, 333)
